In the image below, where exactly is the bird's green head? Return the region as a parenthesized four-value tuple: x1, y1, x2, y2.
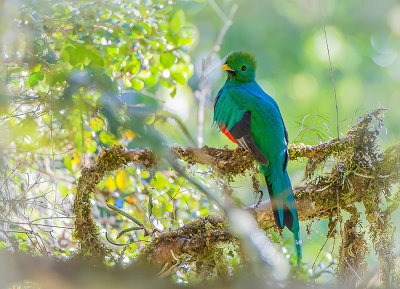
(222, 51, 256, 83)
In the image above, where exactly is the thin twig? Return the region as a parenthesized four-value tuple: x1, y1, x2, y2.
(312, 226, 336, 271)
(321, 0, 339, 139)
(50, 91, 57, 211)
(196, 1, 238, 147)
(155, 110, 196, 146)
(344, 257, 363, 282)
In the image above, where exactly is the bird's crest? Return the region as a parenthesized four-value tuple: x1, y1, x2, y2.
(225, 51, 257, 70)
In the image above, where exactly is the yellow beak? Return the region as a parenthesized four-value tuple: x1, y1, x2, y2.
(221, 64, 235, 71)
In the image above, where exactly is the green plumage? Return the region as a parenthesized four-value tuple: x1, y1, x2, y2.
(213, 51, 302, 266)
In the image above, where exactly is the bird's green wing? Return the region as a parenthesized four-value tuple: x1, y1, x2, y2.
(213, 86, 270, 165)
(213, 88, 247, 132)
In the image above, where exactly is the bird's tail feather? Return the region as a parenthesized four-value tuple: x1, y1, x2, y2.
(293, 227, 302, 267)
(262, 165, 302, 266)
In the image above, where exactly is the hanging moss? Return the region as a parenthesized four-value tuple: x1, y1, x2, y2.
(336, 207, 368, 286)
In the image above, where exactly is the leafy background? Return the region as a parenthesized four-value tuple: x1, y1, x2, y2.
(0, 0, 399, 285)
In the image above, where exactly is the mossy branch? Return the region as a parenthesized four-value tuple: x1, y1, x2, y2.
(254, 142, 400, 227)
(73, 109, 399, 285)
(136, 215, 234, 275)
(73, 146, 157, 261)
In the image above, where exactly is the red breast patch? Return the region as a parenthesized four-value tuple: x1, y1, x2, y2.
(219, 124, 237, 144)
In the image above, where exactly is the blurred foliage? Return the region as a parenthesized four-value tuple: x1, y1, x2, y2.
(0, 0, 208, 279)
(1, 0, 195, 153)
(1, 0, 400, 287)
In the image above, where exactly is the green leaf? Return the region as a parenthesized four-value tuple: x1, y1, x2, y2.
(140, 22, 152, 34)
(170, 86, 177, 97)
(65, 45, 87, 66)
(89, 117, 103, 132)
(64, 156, 72, 171)
(171, 71, 186, 86)
(160, 79, 174, 89)
(151, 173, 170, 190)
(170, 10, 185, 31)
(33, 64, 41, 72)
(87, 139, 97, 153)
(131, 78, 144, 90)
(28, 72, 44, 87)
(99, 131, 117, 145)
(141, 170, 150, 178)
(160, 52, 176, 68)
(123, 75, 132, 87)
(129, 56, 141, 75)
(57, 183, 69, 197)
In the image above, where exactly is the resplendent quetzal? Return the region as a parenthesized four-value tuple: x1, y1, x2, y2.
(213, 51, 302, 265)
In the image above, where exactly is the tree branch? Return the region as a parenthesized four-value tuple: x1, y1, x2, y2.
(0, 251, 321, 289)
(72, 109, 399, 284)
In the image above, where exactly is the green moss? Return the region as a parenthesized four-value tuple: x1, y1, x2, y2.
(72, 145, 135, 263)
(137, 216, 238, 279)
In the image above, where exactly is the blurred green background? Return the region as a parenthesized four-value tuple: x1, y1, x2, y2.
(175, 0, 400, 145)
(1, 0, 399, 284)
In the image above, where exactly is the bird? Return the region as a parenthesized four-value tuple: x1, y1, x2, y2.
(213, 51, 301, 266)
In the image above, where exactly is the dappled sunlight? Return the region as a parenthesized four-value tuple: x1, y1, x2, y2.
(1, 0, 399, 288)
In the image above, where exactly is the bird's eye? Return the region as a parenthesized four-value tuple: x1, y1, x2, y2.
(241, 65, 247, 71)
